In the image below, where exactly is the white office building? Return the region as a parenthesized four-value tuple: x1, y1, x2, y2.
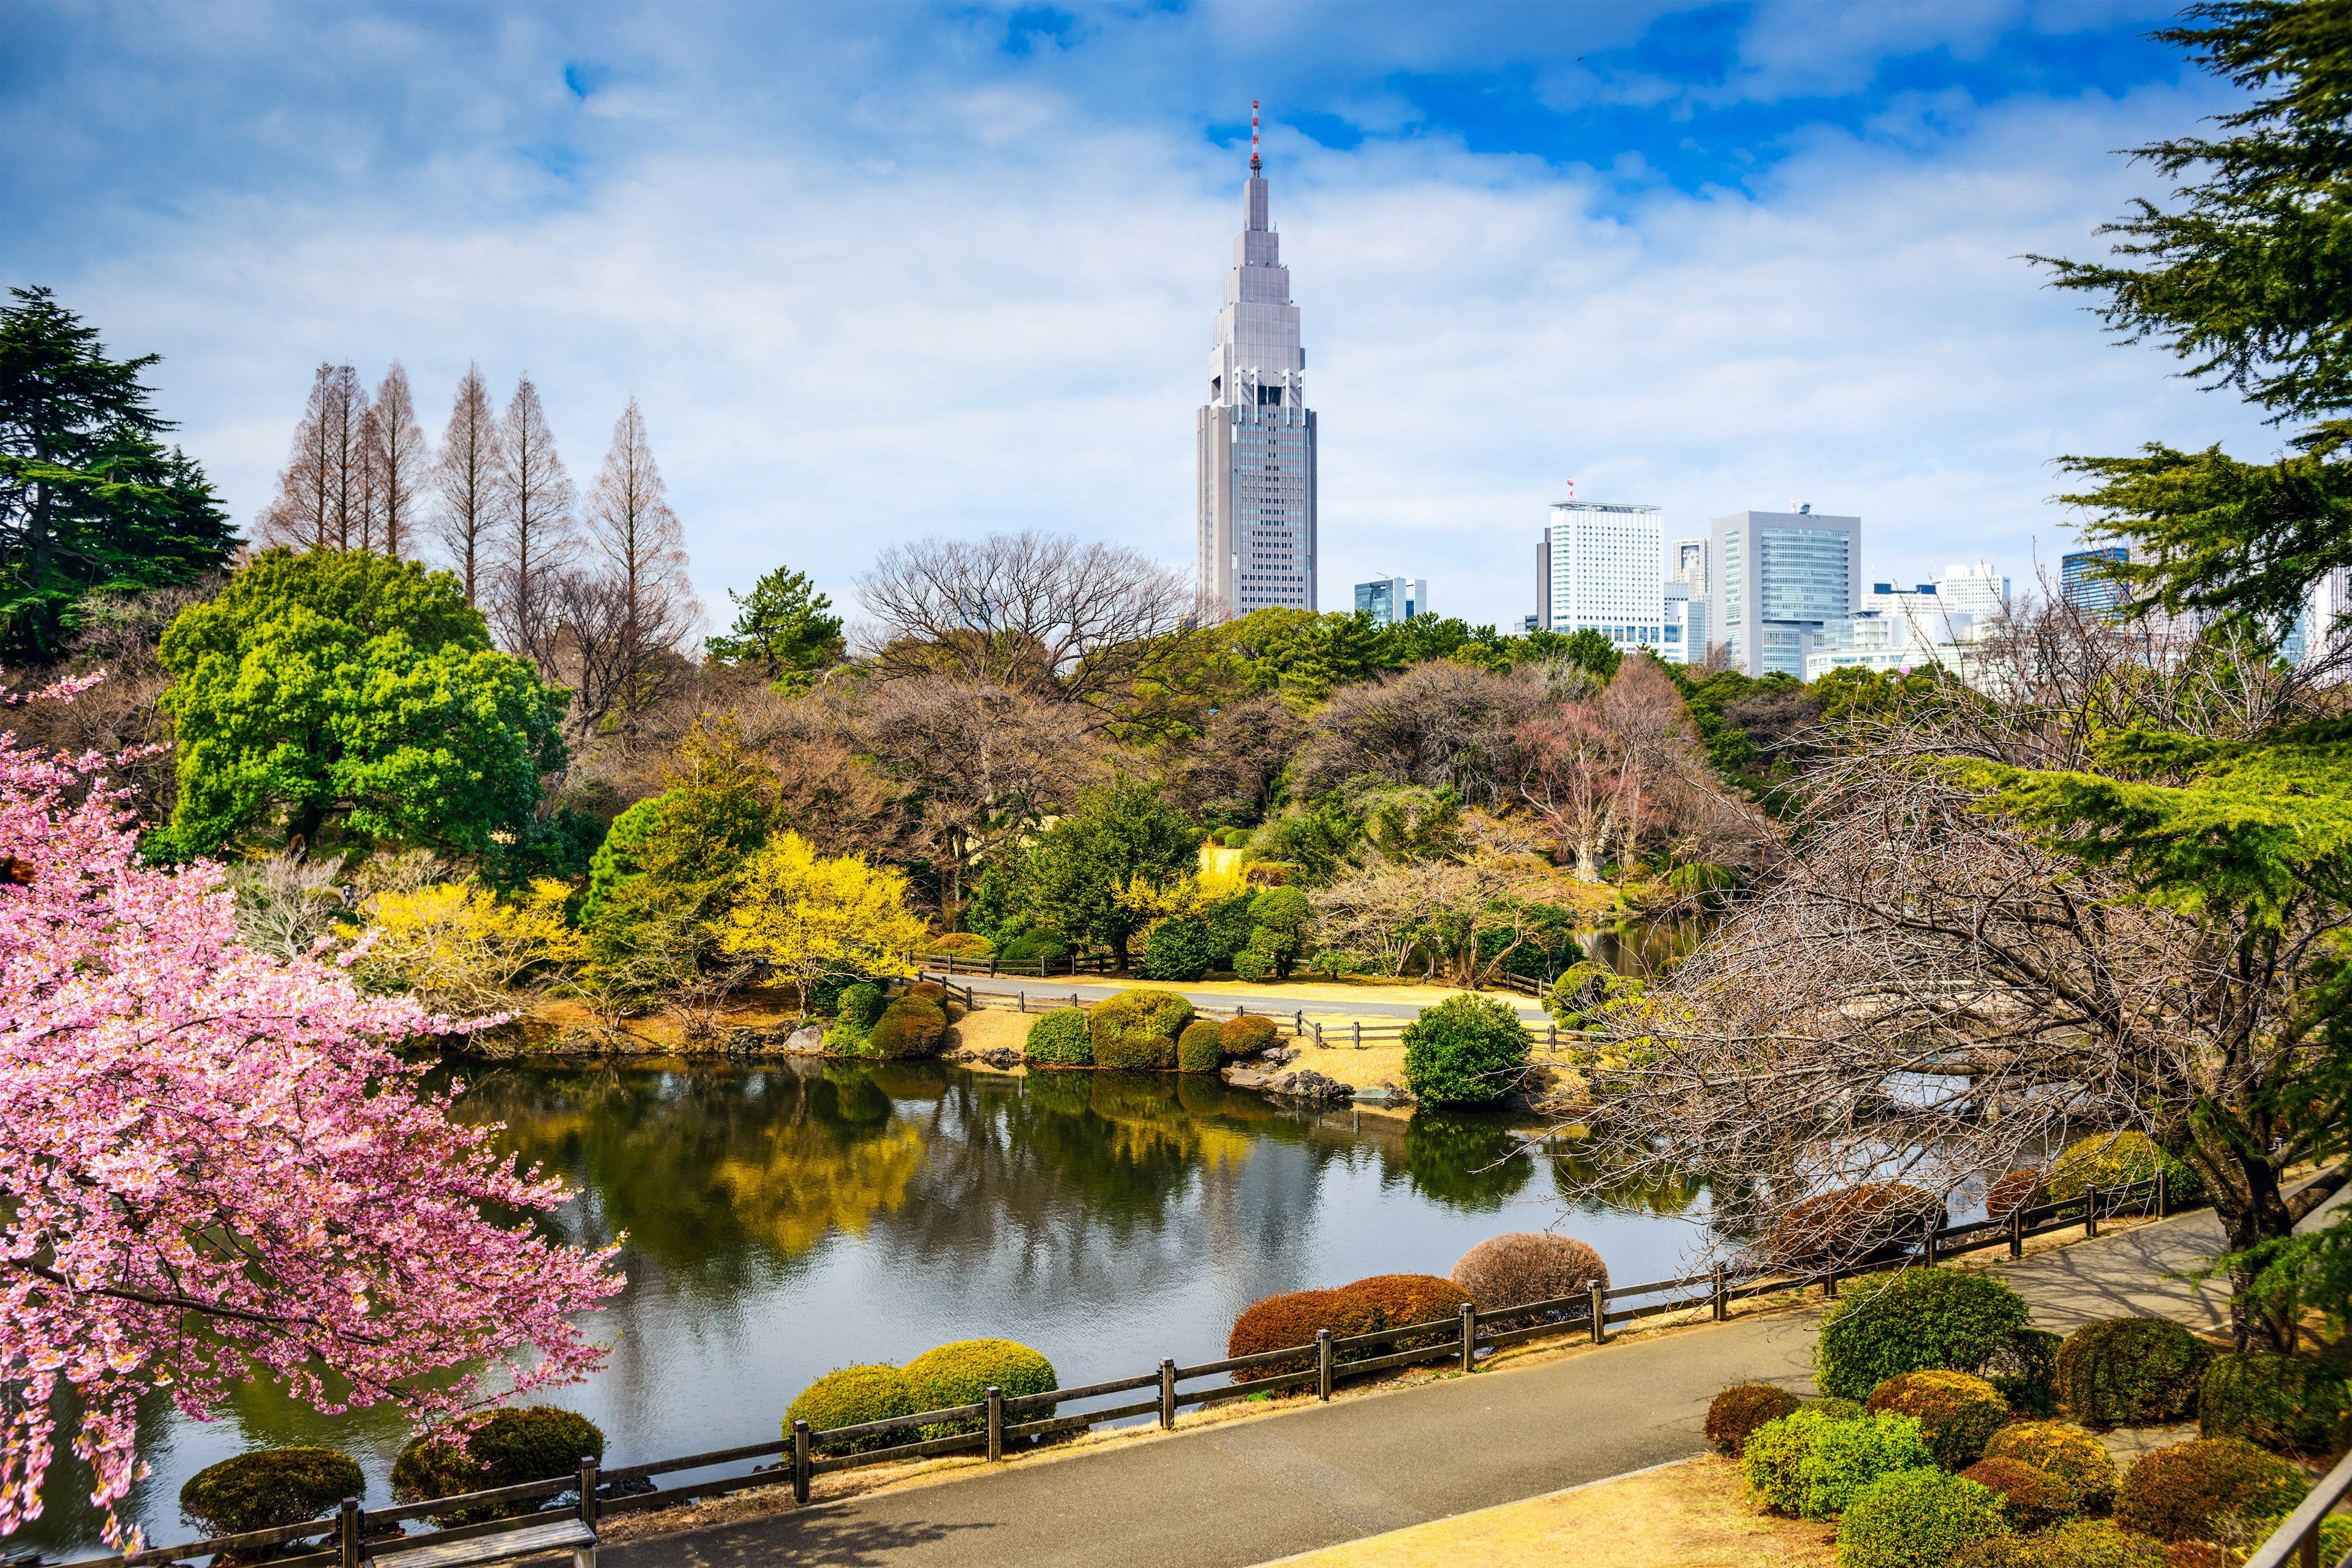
(1668, 537, 1710, 594)
(1197, 123, 1317, 618)
(1539, 500, 1670, 657)
(1713, 507, 1863, 677)
(1355, 576, 1427, 627)
(1805, 610, 1978, 680)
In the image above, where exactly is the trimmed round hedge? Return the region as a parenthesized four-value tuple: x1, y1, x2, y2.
(1985, 1170, 2046, 1222)
(2047, 1133, 2201, 1204)
(2198, 1351, 2351, 1453)
(786, 1364, 919, 1456)
(998, 929, 1072, 967)
(1957, 1520, 2168, 1568)
(1836, 1468, 2011, 1568)
(1707, 1384, 1802, 1455)
(1088, 989, 1193, 1070)
(2056, 1317, 2213, 1429)
(181, 1447, 363, 1538)
(1227, 1288, 1384, 1379)
(391, 1408, 607, 1525)
(930, 932, 992, 956)
(1766, 1183, 1944, 1265)
(1177, 1019, 1225, 1073)
(1341, 1273, 1472, 1348)
(1401, 994, 1529, 1107)
(903, 1339, 1058, 1438)
(1740, 1406, 1937, 1520)
(1815, 1268, 2032, 1402)
(2113, 1437, 2306, 1544)
(1221, 1015, 1280, 1057)
(1449, 1232, 1608, 1316)
(1868, 1370, 2011, 1468)
(1024, 1007, 1093, 1066)
(837, 982, 886, 1032)
(869, 997, 948, 1058)
(1137, 918, 1220, 982)
(1960, 1457, 2079, 1531)
(1983, 1421, 2120, 1511)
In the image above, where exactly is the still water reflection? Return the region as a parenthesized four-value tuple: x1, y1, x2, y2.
(20, 1060, 1707, 1558)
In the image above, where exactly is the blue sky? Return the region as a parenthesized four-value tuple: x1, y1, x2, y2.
(1, 0, 2269, 631)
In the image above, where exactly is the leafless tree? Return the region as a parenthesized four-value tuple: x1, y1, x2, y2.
(1291, 660, 1548, 802)
(856, 530, 1198, 720)
(556, 398, 699, 742)
(255, 363, 370, 550)
(1310, 848, 1557, 984)
(433, 363, 502, 604)
(1515, 704, 1619, 880)
(486, 374, 578, 673)
(1175, 692, 1309, 820)
(368, 363, 429, 557)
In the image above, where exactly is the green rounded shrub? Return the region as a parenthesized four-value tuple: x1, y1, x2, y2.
(1089, 989, 1193, 1069)
(1177, 1019, 1225, 1073)
(998, 929, 1072, 967)
(2114, 1438, 2305, 1544)
(1983, 1422, 2120, 1510)
(836, 981, 886, 1032)
(1960, 1457, 2079, 1530)
(785, 1363, 920, 1456)
(1837, 1468, 2010, 1568)
(1024, 1007, 1093, 1066)
(1806, 1396, 1868, 1421)
(1231, 946, 1275, 982)
(1957, 1520, 2167, 1568)
(1868, 1370, 2011, 1468)
(1983, 1329, 2064, 1417)
(2198, 1352, 2351, 1453)
(1138, 918, 1221, 982)
(869, 997, 948, 1058)
(1401, 994, 1530, 1107)
(930, 932, 992, 956)
(1740, 1406, 1937, 1520)
(391, 1408, 607, 1525)
(2047, 1133, 2201, 1204)
(903, 1339, 1058, 1438)
(1815, 1268, 2032, 1401)
(2056, 1318, 2214, 1430)
(1707, 1384, 1803, 1455)
(180, 1447, 363, 1538)
(1221, 1014, 1280, 1057)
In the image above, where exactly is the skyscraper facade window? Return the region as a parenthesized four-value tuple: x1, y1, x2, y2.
(1668, 537, 1709, 594)
(1711, 508, 1863, 677)
(2062, 546, 2131, 612)
(1197, 107, 1317, 619)
(1355, 576, 1427, 627)
(1540, 500, 1665, 654)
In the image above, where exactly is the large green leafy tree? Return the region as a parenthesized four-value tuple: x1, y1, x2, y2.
(0, 286, 236, 661)
(155, 549, 567, 858)
(704, 564, 846, 690)
(1021, 775, 1201, 969)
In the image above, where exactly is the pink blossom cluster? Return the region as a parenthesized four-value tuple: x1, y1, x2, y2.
(0, 679, 622, 1548)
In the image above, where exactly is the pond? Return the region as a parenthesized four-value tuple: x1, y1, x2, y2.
(17, 1058, 1713, 1559)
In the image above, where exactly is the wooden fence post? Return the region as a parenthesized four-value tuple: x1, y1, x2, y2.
(2086, 1186, 2100, 1238)
(1019, 990, 1027, 1013)
(1159, 1357, 1177, 1430)
(1458, 1303, 1478, 1374)
(2156, 1167, 2169, 1219)
(1313, 1021, 1324, 1047)
(1548, 1025, 1558, 1053)
(1295, 1009, 1305, 1038)
(1352, 1020, 1361, 1049)
(792, 1419, 811, 1504)
(1923, 1218, 1939, 1267)
(339, 1498, 360, 1568)
(578, 1456, 598, 1527)
(1711, 1264, 1727, 1322)
(1316, 1330, 1333, 1401)
(2009, 1204, 2024, 1259)
(1825, 1268, 1838, 1300)
(986, 1386, 1003, 1462)
(1588, 1281, 1606, 1344)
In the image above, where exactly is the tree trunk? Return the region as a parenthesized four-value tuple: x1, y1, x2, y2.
(2210, 1153, 2299, 1352)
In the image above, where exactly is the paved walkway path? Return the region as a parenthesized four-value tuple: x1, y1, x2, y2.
(605, 1205, 2261, 1568)
(943, 974, 1553, 1024)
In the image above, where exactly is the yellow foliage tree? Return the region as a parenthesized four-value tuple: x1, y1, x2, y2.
(717, 831, 927, 1009)
(350, 879, 582, 1016)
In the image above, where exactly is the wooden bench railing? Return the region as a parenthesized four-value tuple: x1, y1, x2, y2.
(65, 1172, 2196, 1568)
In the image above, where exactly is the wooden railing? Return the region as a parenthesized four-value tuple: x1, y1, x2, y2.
(67, 1172, 2196, 1568)
(2245, 1445, 2352, 1568)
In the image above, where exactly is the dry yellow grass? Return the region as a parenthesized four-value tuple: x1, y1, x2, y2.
(1261, 1456, 1834, 1568)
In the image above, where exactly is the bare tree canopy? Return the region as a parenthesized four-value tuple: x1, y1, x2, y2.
(1291, 660, 1547, 802)
(554, 398, 699, 744)
(433, 363, 500, 604)
(1175, 692, 1308, 819)
(486, 373, 578, 673)
(369, 362, 429, 559)
(256, 363, 370, 551)
(856, 530, 1197, 718)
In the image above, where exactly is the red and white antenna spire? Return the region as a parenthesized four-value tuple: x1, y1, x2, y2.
(1250, 99, 1261, 173)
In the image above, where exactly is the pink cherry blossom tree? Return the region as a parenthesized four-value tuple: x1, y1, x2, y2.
(0, 678, 622, 1548)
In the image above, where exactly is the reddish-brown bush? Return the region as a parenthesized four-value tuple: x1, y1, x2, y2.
(1341, 1274, 1472, 1349)
(1449, 1233, 1608, 1316)
(1986, 1169, 2046, 1222)
(2114, 1438, 2306, 1544)
(1763, 1183, 1943, 1265)
(1961, 1457, 2080, 1529)
(1706, 1384, 1801, 1455)
(1226, 1289, 1383, 1381)
(2162, 1545, 2240, 1568)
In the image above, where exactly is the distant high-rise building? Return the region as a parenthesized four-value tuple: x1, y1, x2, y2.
(1669, 537, 1709, 595)
(1861, 562, 2010, 636)
(1540, 500, 1666, 655)
(1712, 507, 1863, 677)
(1197, 104, 1317, 620)
(1355, 576, 1427, 627)
(2062, 546, 2131, 612)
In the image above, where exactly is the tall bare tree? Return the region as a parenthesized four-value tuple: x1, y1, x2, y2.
(560, 397, 698, 741)
(856, 530, 1197, 721)
(368, 362, 429, 557)
(433, 364, 500, 605)
(256, 363, 369, 551)
(488, 374, 577, 672)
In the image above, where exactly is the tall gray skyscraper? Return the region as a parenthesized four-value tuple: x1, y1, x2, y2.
(1711, 507, 1863, 677)
(1198, 104, 1318, 618)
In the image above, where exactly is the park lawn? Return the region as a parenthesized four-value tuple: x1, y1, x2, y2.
(1261, 1455, 1833, 1568)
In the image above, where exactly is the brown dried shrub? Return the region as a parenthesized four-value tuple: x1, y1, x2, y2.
(1986, 1169, 2046, 1221)
(1706, 1384, 1801, 1455)
(1763, 1182, 1943, 1265)
(1961, 1457, 2081, 1530)
(1225, 1289, 1382, 1381)
(1449, 1232, 1609, 1317)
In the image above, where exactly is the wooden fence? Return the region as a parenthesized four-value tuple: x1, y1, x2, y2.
(72, 1174, 2194, 1568)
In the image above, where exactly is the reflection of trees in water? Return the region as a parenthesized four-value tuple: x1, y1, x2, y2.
(1549, 1143, 1705, 1217)
(1392, 1114, 1534, 1210)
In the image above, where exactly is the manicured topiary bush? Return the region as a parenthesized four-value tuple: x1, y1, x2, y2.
(1341, 1273, 1472, 1348)
(181, 1448, 364, 1538)
(1227, 1289, 1384, 1380)
(2056, 1318, 2214, 1430)
(1958, 1520, 2168, 1568)
(1449, 1232, 1609, 1317)
(1708, 1384, 1803, 1455)
(837, 982, 886, 1031)
(1981, 1328, 2064, 1417)
(1231, 944, 1275, 982)
(930, 932, 992, 957)
(1765, 1183, 1945, 1265)
(1986, 1170, 2046, 1221)
(1138, 918, 1221, 982)
(998, 929, 1072, 968)
(2198, 1352, 2351, 1453)
(2114, 1438, 2306, 1544)
(1402, 994, 1529, 1107)
(869, 996, 948, 1058)
(1983, 1422, 2120, 1510)
(392, 1408, 607, 1525)
(1088, 989, 1193, 1070)
(1838, 1468, 2011, 1568)
(1024, 1007, 1093, 1066)
(1961, 1457, 2079, 1530)
(903, 1339, 1059, 1438)
(1740, 1406, 1937, 1520)
(1221, 1014, 1280, 1057)
(1868, 1370, 2011, 1468)
(1806, 1396, 1867, 1421)
(1814, 1268, 2032, 1402)
(1177, 1019, 1226, 1073)
(786, 1364, 921, 1456)
(2046, 1132, 2201, 1204)
(903, 979, 949, 1003)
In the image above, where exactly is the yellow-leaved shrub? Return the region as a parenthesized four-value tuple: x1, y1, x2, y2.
(350, 879, 581, 1015)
